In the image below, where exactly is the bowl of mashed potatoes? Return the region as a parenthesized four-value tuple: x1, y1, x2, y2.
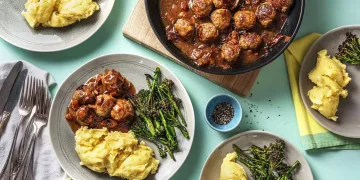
(299, 25, 360, 138)
(0, 0, 115, 52)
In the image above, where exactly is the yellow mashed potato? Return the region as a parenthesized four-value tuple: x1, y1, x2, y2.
(22, 0, 100, 28)
(308, 50, 351, 121)
(220, 152, 247, 180)
(75, 127, 159, 180)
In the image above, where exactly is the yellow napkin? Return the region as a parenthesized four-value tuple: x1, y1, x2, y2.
(284, 33, 360, 150)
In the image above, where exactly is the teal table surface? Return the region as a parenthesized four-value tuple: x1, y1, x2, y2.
(1, 0, 360, 179)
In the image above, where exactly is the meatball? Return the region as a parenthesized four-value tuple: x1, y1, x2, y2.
(76, 106, 95, 126)
(192, 0, 213, 18)
(239, 32, 262, 50)
(210, 9, 231, 30)
(90, 94, 116, 117)
(256, 2, 276, 27)
(70, 85, 95, 110)
(174, 19, 194, 39)
(110, 99, 134, 121)
(266, 0, 293, 12)
(233, 10, 256, 30)
(212, 0, 231, 9)
(221, 43, 241, 62)
(101, 69, 131, 98)
(197, 23, 219, 43)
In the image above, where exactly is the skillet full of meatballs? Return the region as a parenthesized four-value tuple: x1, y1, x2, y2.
(161, 0, 293, 69)
(65, 70, 136, 133)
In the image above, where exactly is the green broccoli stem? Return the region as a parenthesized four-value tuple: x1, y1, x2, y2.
(277, 161, 300, 180)
(166, 92, 187, 127)
(159, 110, 176, 148)
(169, 114, 189, 139)
(147, 67, 161, 105)
(129, 99, 156, 136)
(139, 112, 156, 136)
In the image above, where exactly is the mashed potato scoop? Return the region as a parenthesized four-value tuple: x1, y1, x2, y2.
(22, 0, 100, 28)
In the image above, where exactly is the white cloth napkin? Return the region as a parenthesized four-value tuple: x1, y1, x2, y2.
(0, 61, 68, 180)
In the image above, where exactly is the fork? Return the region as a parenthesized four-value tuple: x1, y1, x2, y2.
(10, 82, 51, 180)
(13, 80, 42, 168)
(0, 76, 36, 179)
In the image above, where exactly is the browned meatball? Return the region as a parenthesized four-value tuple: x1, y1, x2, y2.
(110, 99, 134, 121)
(256, 2, 276, 27)
(210, 9, 231, 30)
(239, 32, 262, 50)
(221, 43, 241, 62)
(233, 10, 256, 30)
(266, 0, 293, 12)
(174, 19, 194, 39)
(76, 106, 95, 126)
(101, 70, 131, 98)
(197, 23, 219, 43)
(192, 0, 213, 18)
(70, 85, 95, 110)
(212, 0, 231, 9)
(90, 94, 116, 117)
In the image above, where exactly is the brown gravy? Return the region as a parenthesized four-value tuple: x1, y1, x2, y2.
(160, 0, 290, 69)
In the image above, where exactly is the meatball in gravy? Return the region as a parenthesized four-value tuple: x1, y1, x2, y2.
(256, 2, 276, 27)
(234, 10, 256, 30)
(197, 23, 219, 43)
(192, 0, 213, 17)
(210, 9, 231, 30)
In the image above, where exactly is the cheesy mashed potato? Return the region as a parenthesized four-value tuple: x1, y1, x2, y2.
(22, 0, 100, 28)
(75, 127, 159, 180)
(220, 152, 247, 180)
(308, 50, 351, 121)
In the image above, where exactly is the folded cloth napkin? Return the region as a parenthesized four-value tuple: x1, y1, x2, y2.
(0, 61, 68, 180)
(284, 33, 360, 150)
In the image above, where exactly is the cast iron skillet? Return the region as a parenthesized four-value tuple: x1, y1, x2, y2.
(145, 0, 305, 75)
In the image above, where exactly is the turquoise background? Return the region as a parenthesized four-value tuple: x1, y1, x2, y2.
(1, 0, 360, 179)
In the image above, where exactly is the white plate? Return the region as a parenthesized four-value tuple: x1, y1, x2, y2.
(49, 54, 195, 180)
(200, 131, 313, 180)
(0, 0, 114, 52)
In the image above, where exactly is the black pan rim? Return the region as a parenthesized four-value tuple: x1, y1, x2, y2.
(145, 0, 305, 75)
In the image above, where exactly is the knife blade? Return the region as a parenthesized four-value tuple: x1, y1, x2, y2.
(0, 69, 28, 136)
(0, 61, 23, 114)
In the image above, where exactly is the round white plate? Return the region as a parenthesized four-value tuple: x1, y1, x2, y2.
(200, 131, 313, 180)
(299, 25, 360, 138)
(0, 0, 114, 52)
(49, 54, 195, 180)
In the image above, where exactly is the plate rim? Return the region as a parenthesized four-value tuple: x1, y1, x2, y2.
(299, 25, 360, 138)
(0, 0, 115, 52)
(48, 53, 195, 180)
(200, 130, 313, 180)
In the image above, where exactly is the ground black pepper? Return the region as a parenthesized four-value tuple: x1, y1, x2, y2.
(212, 102, 234, 125)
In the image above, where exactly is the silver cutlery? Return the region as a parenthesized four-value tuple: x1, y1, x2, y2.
(0, 61, 23, 116)
(11, 82, 51, 180)
(14, 80, 42, 166)
(0, 69, 28, 136)
(0, 76, 36, 179)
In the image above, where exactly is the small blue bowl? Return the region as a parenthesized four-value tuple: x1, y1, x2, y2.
(205, 94, 242, 132)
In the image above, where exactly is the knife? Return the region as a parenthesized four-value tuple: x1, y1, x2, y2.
(0, 61, 23, 115)
(0, 69, 28, 136)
